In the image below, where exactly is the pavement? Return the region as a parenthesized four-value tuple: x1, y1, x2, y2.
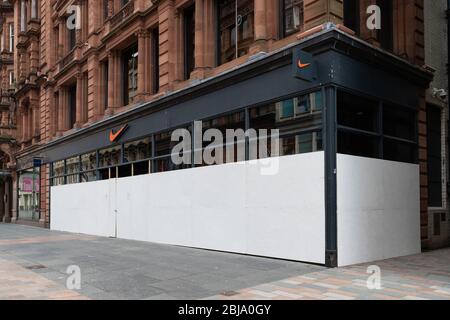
(0, 223, 449, 300)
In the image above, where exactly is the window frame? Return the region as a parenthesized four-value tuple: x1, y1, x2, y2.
(336, 87, 418, 164)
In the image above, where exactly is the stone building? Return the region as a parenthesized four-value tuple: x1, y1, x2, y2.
(0, 0, 16, 224)
(424, 0, 449, 248)
(0, 0, 443, 266)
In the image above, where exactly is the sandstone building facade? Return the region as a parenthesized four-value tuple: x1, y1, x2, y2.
(0, 0, 446, 265)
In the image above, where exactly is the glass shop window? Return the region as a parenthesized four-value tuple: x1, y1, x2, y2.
(337, 92, 379, 132)
(124, 137, 152, 163)
(66, 156, 80, 184)
(51, 160, 65, 186)
(155, 126, 192, 173)
(383, 105, 416, 141)
(202, 111, 246, 164)
(249, 91, 323, 160)
(337, 90, 417, 164)
(427, 105, 442, 207)
(338, 130, 380, 159)
(80, 152, 97, 183)
(98, 145, 121, 180)
(218, 0, 254, 65)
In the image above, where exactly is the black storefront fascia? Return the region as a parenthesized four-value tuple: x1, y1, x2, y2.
(17, 27, 433, 267)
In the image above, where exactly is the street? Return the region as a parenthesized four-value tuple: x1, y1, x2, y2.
(0, 224, 449, 300)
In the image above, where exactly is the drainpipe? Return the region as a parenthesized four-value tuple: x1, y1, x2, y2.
(447, 0, 450, 200)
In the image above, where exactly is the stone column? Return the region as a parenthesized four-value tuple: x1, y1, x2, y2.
(194, 0, 204, 70)
(0, 179, 5, 221)
(75, 72, 83, 127)
(106, 50, 117, 114)
(58, 20, 65, 59)
(4, 177, 12, 223)
(9, 172, 16, 223)
(136, 29, 150, 102)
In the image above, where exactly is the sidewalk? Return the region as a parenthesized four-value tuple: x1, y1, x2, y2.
(209, 249, 450, 300)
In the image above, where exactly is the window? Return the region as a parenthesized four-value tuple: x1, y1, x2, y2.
(184, 4, 195, 80)
(66, 156, 80, 184)
(103, 0, 109, 22)
(376, 0, 393, 51)
(124, 138, 151, 162)
(343, 0, 360, 35)
(152, 27, 160, 94)
(102, 61, 109, 111)
(337, 92, 379, 132)
(383, 106, 416, 141)
(31, 0, 38, 19)
(124, 137, 152, 176)
(80, 152, 97, 182)
(68, 19, 76, 51)
(281, 0, 304, 37)
(218, 0, 254, 65)
(18, 168, 40, 221)
(155, 127, 192, 172)
(337, 91, 417, 164)
(98, 145, 121, 179)
(68, 84, 77, 129)
(427, 105, 442, 207)
(8, 23, 13, 52)
(9, 71, 14, 87)
(51, 160, 65, 186)
(122, 44, 138, 106)
(434, 212, 441, 236)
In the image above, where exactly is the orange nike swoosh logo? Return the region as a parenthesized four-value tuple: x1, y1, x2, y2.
(297, 59, 311, 69)
(109, 125, 128, 143)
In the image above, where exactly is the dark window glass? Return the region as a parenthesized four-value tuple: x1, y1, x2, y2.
(99, 168, 109, 180)
(338, 131, 379, 158)
(122, 44, 138, 106)
(152, 27, 160, 94)
(383, 105, 416, 141)
(133, 161, 150, 176)
(343, 0, 360, 35)
(282, 0, 304, 37)
(218, 0, 254, 64)
(118, 164, 132, 178)
(184, 4, 195, 79)
(337, 91, 378, 132)
(250, 91, 323, 133)
(155, 157, 191, 173)
(66, 156, 80, 185)
(434, 213, 441, 236)
(427, 105, 442, 207)
(103, 61, 109, 110)
(103, 0, 109, 21)
(383, 139, 416, 164)
(377, 0, 393, 51)
(68, 85, 77, 129)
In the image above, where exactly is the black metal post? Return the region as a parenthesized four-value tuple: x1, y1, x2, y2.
(324, 86, 338, 268)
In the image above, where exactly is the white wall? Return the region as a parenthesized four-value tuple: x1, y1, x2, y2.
(337, 154, 421, 266)
(51, 179, 116, 238)
(51, 152, 326, 264)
